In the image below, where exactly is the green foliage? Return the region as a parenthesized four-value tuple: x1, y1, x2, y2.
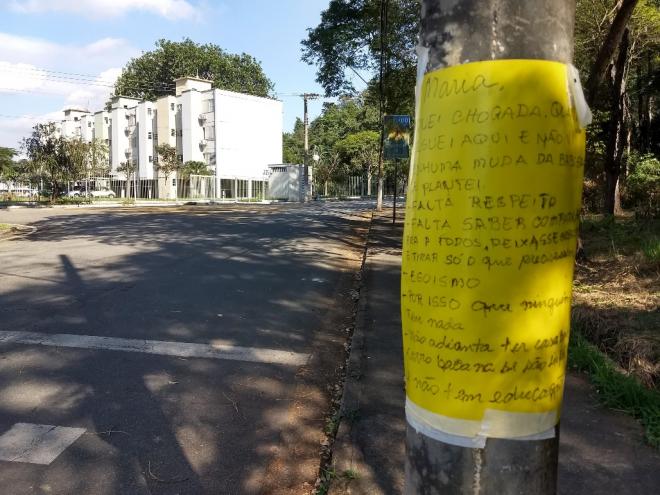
(181, 160, 213, 178)
(641, 236, 660, 261)
(336, 130, 380, 176)
(623, 154, 660, 217)
(574, 1, 660, 212)
(302, 0, 419, 112)
(0, 147, 16, 180)
(116, 160, 137, 177)
(569, 329, 660, 447)
(580, 215, 660, 258)
(21, 123, 80, 200)
(114, 38, 273, 100)
(283, 118, 304, 164)
(155, 143, 181, 179)
(86, 138, 110, 176)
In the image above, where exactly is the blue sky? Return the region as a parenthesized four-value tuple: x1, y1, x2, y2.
(0, 0, 361, 149)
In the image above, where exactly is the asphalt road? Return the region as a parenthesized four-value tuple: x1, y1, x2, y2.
(0, 202, 373, 495)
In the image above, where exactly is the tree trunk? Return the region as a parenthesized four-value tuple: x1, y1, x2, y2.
(376, 0, 389, 211)
(639, 51, 652, 153)
(603, 29, 630, 215)
(367, 171, 372, 196)
(585, 0, 639, 106)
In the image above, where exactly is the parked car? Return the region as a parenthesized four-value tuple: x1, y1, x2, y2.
(89, 188, 116, 198)
(67, 188, 87, 197)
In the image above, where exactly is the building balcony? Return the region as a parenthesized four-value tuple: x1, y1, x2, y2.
(124, 148, 131, 157)
(200, 139, 208, 148)
(124, 127, 130, 135)
(198, 113, 207, 122)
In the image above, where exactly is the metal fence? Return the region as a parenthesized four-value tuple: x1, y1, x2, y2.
(63, 175, 269, 201)
(316, 176, 407, 199)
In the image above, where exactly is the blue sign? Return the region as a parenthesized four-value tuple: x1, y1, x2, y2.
(384, 115, 411, 160)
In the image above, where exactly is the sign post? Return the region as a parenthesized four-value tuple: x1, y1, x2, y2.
(384, 114, 411, 224)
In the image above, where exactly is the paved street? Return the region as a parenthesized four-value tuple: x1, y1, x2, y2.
(0, 202, 372, 494)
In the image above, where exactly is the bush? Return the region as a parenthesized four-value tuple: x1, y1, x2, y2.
(582, 177, 604, 214)
(623, 154, 660, 218)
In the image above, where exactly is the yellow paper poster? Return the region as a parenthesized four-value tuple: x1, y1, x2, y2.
(401, 60, 586, 440)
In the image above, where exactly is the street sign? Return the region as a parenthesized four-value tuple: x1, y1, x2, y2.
(384, 114, 411, 160)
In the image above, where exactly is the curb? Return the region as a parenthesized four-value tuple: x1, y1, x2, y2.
(328, 212, 396, 494)
(0, 200, 275, 210)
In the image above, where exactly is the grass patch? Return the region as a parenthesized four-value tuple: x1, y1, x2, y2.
(569, 329, 660, 448)
(642, 236, 660, 263)
(580, 215, 660, 259)
(341, 469, 359, 480)
(0, 223, 11, 232)
(574, 214, 659, 388)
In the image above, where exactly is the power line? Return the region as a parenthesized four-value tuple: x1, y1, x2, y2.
(1, 63, 337, 105)
(1, 68, 176, 93)
(1, 64, 175, 90)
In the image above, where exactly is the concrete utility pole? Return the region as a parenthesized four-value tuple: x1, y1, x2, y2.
(406, 1, 576, 494)
(302, 93, 320, 202)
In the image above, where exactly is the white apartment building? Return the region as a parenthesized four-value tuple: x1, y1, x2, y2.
(52, 77, 283, 199)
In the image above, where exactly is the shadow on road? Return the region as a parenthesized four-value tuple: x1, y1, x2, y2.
(0, 204, 371, 494)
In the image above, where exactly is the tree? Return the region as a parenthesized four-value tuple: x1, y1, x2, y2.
(21, 123, 76, 200)
(0, 147, 16, 181)
(114, 39, 274, 100)
(575, 0, 660, 214)
(313, 149, 342, 196)
(155, 144, 182, 199)
(302, 0, 418, 108)
(303, 0, 419, 208)
(336, 130, 380, 195)
(86, 138, 110, 177)
(283, 118, 305, 164)
(180, 160, 212, 178)
(65, 138, 91, 184)
(116, 160, 137, 199)
(584, 0, 641, 104)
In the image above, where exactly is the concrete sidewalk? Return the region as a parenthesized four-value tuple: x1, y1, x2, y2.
(329, 212, 660, 494)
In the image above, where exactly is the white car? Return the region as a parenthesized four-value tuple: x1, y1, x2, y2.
(89, 188, 116, 198)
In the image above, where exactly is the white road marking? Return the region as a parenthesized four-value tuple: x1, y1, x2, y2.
(0, 330, 309, 366)
(0, 423, 86, 465)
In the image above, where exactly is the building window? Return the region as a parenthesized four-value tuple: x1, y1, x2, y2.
(147, 108, 152, 116)
(177, 104, 182, 111)
(170, 103, 175, 111)
(171, 129, 175, 137)
(74, 117, 79, 122)
(148, 132, 152, 139)
(105, 117, 108, 124)
(177, 155, 183, 161)
(149, 156, 153, 162)
(204, 126, 215, 140)
(88, 122, 92, 128)
(124, 105, 128, 109)
(172, 179, 176, 186)
(177, 130, 183, 136)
